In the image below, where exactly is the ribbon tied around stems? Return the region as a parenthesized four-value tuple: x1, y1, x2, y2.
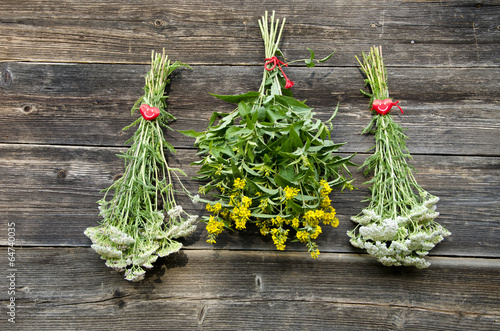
(264, 56, 294, 89)
(372, 98, 404, 116)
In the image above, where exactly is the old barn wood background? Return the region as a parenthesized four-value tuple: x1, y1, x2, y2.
(1, 0, 499, 329)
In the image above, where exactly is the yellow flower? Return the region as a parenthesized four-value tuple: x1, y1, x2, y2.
(270, 228, 289, 251)
(296, 230, 309, 243)
(320, 196, 331, 208)
(233, 178, 246, 190)
(322, 206, 338, 227)
(310, 249, 320, 259)
(291, 218, 300, 228)
(259, 198, 268, 209)
(206, 215, 224, 235)
(215, 164, 223, 176)
(310, 225, 322, 240)
(284, 186, 300, 200)
(271, 216, 284, 226)
(206, 202, 222, 213)
(319, 179, 332, 196)
(241, 196, 252, 208)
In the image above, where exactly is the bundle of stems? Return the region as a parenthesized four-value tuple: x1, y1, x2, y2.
(348, 46, 450, 268)
(184, 11, 353, 258)
(85, 50, 197, 281)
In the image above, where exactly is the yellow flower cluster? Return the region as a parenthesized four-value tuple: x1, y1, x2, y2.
(270, 228, 289, 250)
(203, 177, 341, 259)
(231, 195, 252, 230)
(233, 177, 246, 190)
(284, 186, 300, 200)
(296, 225, 322, 242)
(206, 203, 222, 213)
(310, 249, 320, 259)
(320, 179, 332, 196)
(206, 215, 224, 236)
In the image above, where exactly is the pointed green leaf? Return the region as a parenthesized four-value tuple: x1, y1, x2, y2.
(210, 91, 260, 104)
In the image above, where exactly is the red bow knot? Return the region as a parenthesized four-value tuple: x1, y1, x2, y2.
(264, 56, 294, 89)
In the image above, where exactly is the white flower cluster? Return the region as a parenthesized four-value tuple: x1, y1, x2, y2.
(167, 205, 184, 218)
(84, 205, 198, 282)
(348, 194, 450, 268)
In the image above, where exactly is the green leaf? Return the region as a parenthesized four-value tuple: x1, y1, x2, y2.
(274, 173, 296, 187)
(178, 129, 203, 138)
(318, 51, 335, 63)
(249, 180, 279, 195)
(305, 48, 316, 68)
(238, 101, 251, 117)
(307, 47, 316, 61)
(210, 91, 260, 104)
(295, 194, 316, 202)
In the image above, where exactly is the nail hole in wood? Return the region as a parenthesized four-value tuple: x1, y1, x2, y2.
(57, 169, 67, 179)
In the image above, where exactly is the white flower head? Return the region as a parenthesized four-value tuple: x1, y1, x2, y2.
(167, 205, 184, 218)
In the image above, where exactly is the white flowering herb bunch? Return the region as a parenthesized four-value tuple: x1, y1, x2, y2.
(347, 46, 450, 268)
(84, 50, 197, 282)
(182, 12, 354, 259)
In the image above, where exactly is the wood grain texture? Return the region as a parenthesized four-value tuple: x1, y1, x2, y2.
(1, 63, 499, 155)
(0, 248, 499, 330)
(0, 0, 499, 66)
(0, 0, 499, 329)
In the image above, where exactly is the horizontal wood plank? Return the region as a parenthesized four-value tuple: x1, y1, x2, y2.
(1, 63, 499, 155)
(0, 0, 498, 66)
(0, 144, 498, 258)
(1, 248, 499, 330)
(0, 0, 499, 329)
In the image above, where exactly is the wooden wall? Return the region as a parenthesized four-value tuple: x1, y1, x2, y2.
(1, 1, 499, 329)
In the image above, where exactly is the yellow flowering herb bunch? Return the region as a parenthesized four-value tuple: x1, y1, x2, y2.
(182, 12, 354, 258)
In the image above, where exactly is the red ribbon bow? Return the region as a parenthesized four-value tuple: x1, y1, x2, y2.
(264, 56, 294, 89)
(371, 99, 404, 115)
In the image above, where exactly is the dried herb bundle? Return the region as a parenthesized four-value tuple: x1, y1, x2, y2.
(85, 51, 197, 281)
(348, 46, 450, 268)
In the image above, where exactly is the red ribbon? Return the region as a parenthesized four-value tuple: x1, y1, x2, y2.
(264, 56, 294, 89)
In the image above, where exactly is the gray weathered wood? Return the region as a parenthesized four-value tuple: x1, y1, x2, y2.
(0, 0, 498, 66)
(1, 248, 499, 330)
(0, 0, 499, 329)
(1, 63, 499, 155)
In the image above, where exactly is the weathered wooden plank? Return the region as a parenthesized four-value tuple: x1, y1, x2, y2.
(1, 63, 499, 155)
(0, 144, 498, 257)
(1, 248, 499, 330)
(0, 0, 498, 66)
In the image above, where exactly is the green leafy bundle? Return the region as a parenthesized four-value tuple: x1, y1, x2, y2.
(85, 50, 197, 281)
(347, 46, 450, 268)
(183, 12, 354, 258)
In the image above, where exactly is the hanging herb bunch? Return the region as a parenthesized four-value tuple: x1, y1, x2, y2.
(347, 46, 450, 268)
(183, 11, 354, 259)
(85, 50, 197, 281)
